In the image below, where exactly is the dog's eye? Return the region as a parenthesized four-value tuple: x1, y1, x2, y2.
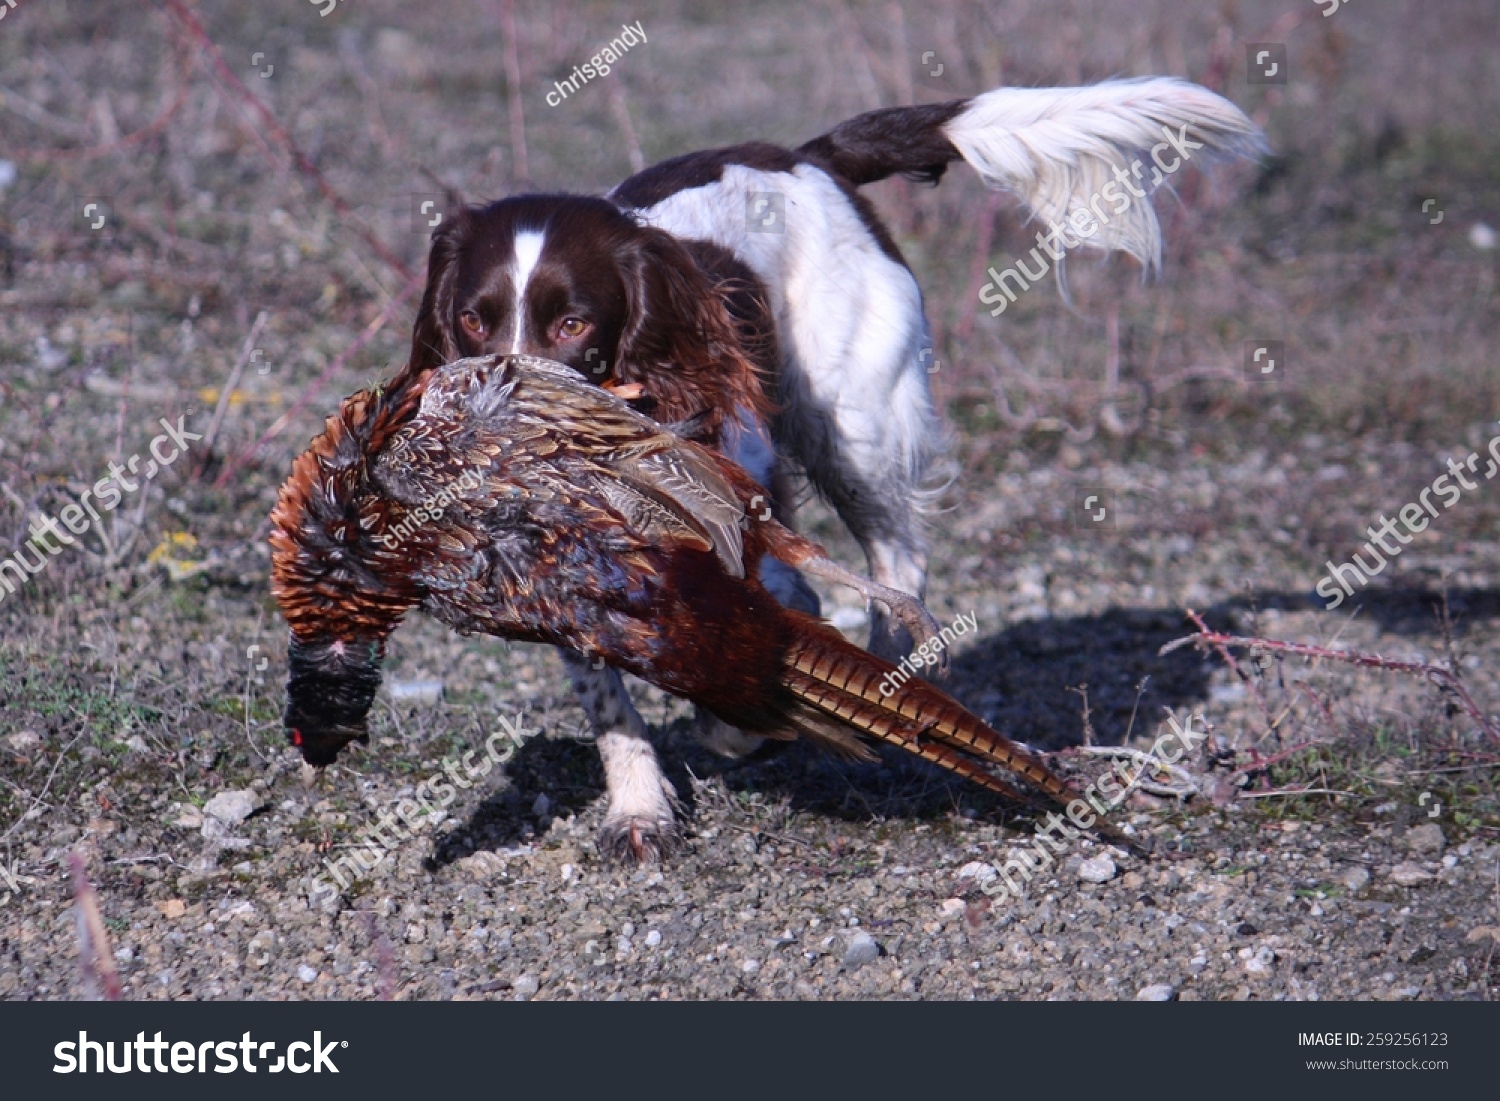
(557, 317, 589, 339)
(458, 310, 487, 337)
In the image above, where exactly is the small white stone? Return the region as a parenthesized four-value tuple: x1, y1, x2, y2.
(1078, 854, 1117, 883)
(4, 730, 40, 752)
(741, 959, 761, 974)
(1337, 865, 1370, 893)
(1390, 862, 1433, 887)
(296, 965, 319, 983)
(388, 680, 444, 704)
(957, 861, 998, 885)
(512, 974, 539, 997)
(204, 790, 262, 826)
(842, 932, 880, 969)
(1136, 984, 1174, 1001)
(645, 930, 662, 948)
(1244, 947, 1276, 976)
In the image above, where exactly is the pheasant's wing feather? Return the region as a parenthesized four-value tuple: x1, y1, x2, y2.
(499, 356, 748, 576)
(597, 478, 716, 556)
(382, 355, 747, 574)
(615, 450, 745, 578)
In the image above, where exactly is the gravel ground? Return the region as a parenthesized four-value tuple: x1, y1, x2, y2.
(3, 440, 1499, 1001)
(1, 0, 1498, 1001)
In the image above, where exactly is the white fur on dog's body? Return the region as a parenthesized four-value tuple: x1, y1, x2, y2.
(627, 162, 942, 611)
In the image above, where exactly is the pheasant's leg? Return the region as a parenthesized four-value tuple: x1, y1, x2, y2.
(864, 540, 933, 672)
(762, 523, 947, 676)
(560, 649, 677, 861)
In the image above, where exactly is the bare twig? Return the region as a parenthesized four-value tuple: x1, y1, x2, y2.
(1163, 616, 1500, 743)
(1232, 740, 1321, 783)
(497, 0, 530, 183)
(1066, 683, 1096, 747)
(607, 81, 645, 174)
(213, 272, 423, 488)
(0, 730, 86, 846)
(1180, 608, 1274, 724)
(197, 310, 268, 477)
(1238, 787, 1358, 800)
(71, 851, 123, 1001)
(5, 25, 191, 161)
(159, 0, 415, 282)
(361, 912, 398, 1002)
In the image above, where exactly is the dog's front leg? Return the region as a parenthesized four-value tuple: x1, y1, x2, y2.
(559, 649, 678, 861)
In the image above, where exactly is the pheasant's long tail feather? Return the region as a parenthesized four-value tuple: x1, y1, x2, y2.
(782, 626, 1142, 852)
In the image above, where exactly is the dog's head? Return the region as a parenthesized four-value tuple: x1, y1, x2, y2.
(406, 194, 772, 433)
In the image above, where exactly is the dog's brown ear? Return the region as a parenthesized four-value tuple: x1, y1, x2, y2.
(616, 227, 774, 428)
(405, 203, 473, 378)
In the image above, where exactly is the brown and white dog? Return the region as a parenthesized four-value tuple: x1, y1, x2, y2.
(404, 77, 1263, 856)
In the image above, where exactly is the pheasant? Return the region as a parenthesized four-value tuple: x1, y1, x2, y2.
(270, 354, 1139, 858)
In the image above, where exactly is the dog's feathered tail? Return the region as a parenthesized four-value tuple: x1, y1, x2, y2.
(797, 76, 1266, 272)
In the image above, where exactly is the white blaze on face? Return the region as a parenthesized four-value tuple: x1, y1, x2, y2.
(507, 229, 547, 354)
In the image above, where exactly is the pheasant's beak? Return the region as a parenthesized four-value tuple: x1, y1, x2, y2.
(602, 380, 646, 401)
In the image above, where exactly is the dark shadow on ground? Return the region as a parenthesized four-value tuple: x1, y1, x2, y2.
(430, 584, 1500, 859)
(1244, 582, 1500, 640)
(425, 734, 605, 869)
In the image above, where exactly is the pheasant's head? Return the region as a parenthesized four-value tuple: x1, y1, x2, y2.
(283, 635, 386, 766)
(269, 380, 427, 768)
